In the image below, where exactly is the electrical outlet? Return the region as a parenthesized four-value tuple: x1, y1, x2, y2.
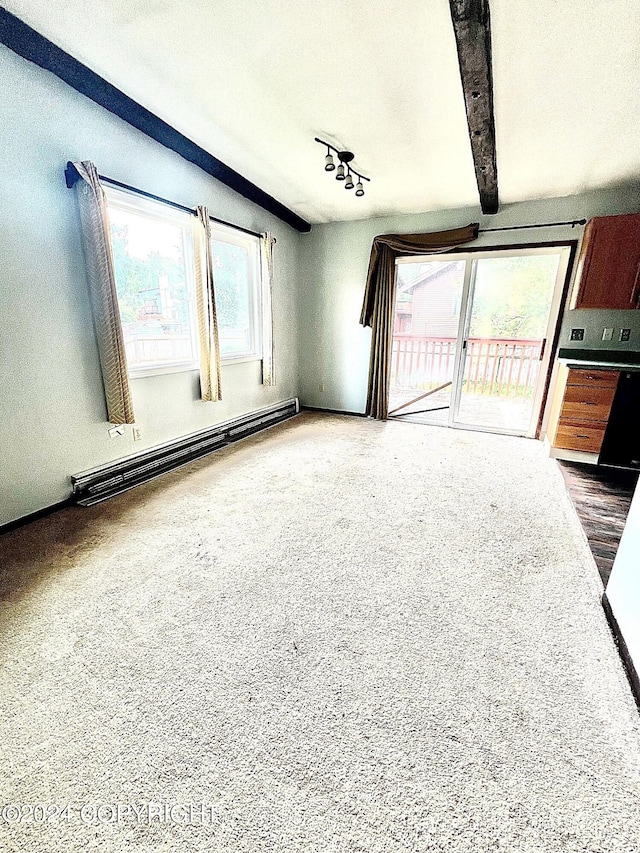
(570, 328, 585, 341)
(620, 328, 631, 342)
(602, 328, 613, 341)
(108, 425, 125, 438)
(132, 426, 142, 441)
(318, 382, 325, 392)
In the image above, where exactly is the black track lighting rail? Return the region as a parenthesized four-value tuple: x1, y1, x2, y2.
(314, 137, 371, 187)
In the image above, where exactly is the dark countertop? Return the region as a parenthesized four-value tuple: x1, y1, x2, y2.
(558, 348, 640, 369)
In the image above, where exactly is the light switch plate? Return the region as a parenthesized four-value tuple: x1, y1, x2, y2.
(570, 328, 585, 341)
(620, 328, 632, 342)
(602, 328, 613, 341)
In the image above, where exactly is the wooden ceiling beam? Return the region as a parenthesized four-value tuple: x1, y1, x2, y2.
(449, 0, 499, 214)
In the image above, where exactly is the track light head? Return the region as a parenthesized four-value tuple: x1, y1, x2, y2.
(345, 172, 354, 190)
(336, 164, 345, 181)
(355, 181, 364, 197)
(324, 153, 335, 171)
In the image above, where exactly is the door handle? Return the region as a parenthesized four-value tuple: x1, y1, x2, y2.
(539, 338, 547, 361)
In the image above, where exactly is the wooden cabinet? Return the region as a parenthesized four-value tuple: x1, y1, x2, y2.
(553, 368, 619, 454)
(573, 214, 640, 309)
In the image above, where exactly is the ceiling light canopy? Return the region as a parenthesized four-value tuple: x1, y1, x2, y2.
(315, 137, 370, 198)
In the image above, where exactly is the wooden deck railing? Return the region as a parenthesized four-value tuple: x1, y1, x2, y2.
(125, 334, 192, 365)
(391, 335, 543, 397)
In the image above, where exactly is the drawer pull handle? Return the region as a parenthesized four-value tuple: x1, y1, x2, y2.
(576, 434, 589, 439)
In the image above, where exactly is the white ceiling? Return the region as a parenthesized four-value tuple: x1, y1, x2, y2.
(5, 0, 640, 224)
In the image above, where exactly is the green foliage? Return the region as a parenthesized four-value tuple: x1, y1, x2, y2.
(212, 240, 249, 330)
(110, 224, 188, 325)
(469, 256, 559, 339)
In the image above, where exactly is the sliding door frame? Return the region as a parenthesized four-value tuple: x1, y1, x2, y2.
(394, 240, 579, 437)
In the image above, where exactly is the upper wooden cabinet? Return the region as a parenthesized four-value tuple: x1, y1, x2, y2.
(573, 214, 640, 309)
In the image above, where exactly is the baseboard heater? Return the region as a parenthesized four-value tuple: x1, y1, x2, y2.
(72, 398, 299, 507)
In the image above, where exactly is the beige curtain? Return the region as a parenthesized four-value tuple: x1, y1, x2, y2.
(359, 225, 479, 419)
(260, 232, 276, 386)
(70, 160, 135, 425)
(194, 207, 222, 402)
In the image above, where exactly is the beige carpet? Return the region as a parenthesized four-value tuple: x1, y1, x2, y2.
(1, 412, 639, 852)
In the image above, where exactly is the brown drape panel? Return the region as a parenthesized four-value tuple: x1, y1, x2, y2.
(359, 225, 479, 419)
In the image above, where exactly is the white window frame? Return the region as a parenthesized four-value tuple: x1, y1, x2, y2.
(104, 186, 200, 379)
(209, 221, 262, 364)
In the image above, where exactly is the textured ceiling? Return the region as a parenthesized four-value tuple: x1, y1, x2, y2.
(4, 0, 640, 223)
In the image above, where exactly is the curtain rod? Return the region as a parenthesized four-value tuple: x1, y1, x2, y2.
(478, 219, 586, 233)
(99, 176, 265, 240)
(65, 167, 264, 240)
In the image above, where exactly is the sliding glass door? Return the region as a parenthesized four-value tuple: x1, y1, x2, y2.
(390, 246, 570, 437)
(388, 260, 467, 424)
(453, 253, 562, 433)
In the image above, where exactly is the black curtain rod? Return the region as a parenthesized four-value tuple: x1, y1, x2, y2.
(65, 166, 264, 240)
(65, 163, 586, 240)
(101, 176, 265, 239)
(479, 219, 586, 233)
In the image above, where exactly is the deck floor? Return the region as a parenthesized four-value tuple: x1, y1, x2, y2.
(558, 461, 638, 587)
(389, 387, 534, 433)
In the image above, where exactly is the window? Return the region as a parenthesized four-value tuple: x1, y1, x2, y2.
(209, 223, 262, 361)
(105, 187, 263, 377)
(105, 187, 199, 376)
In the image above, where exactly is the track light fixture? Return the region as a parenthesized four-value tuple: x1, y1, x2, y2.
(315, 137, 370, 198)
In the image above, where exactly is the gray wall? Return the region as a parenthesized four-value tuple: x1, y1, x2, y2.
(559, 309, 640, 354)
(297, 188, 640, 413)
(0, 46, 301, 525)
(3, 42, 640, 527)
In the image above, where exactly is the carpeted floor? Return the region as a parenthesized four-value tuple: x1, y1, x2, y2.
(1, 412, 639, 852)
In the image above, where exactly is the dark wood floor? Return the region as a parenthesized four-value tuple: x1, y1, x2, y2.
(558, 461, 639, 587)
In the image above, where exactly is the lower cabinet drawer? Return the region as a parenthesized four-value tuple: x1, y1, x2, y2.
(566, 368, 620, 388)
(559, 384, 616, 422)
(555, 419, 607, 453)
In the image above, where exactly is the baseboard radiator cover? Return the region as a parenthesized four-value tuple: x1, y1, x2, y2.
(72, 398, 299, 506)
